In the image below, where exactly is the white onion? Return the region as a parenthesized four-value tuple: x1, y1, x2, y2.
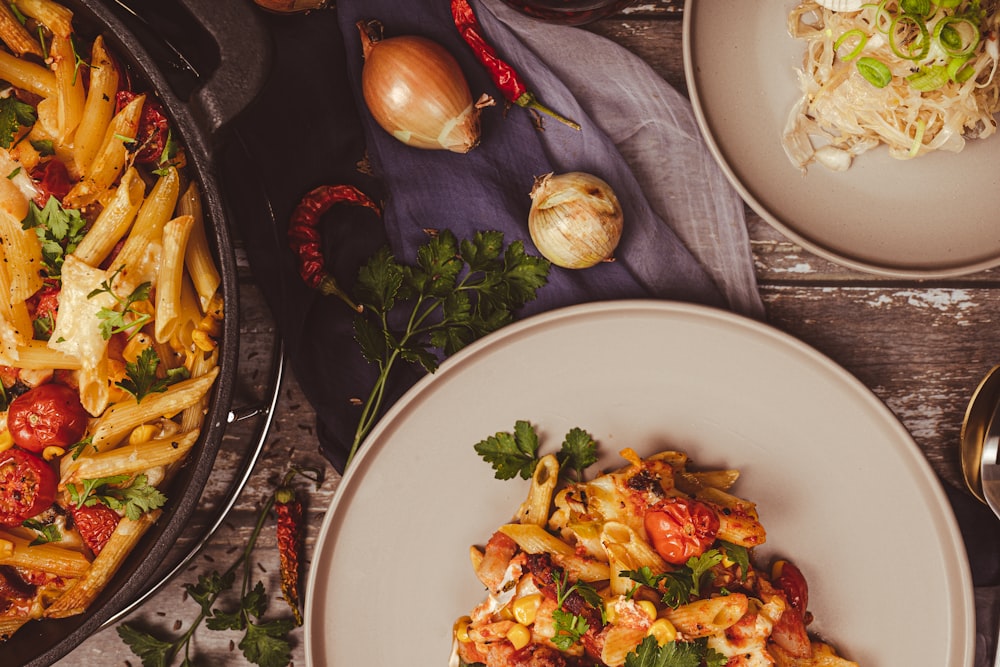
(527, 172, 623, 270)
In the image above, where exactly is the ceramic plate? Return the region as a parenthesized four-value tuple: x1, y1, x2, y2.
(303, 301, 973, 666)
(683, 1, 1000, 276)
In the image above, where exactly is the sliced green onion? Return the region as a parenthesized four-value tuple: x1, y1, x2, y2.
(834, 29, 869, 60)
(933, 0, 962, 7)
(889, 14, 931, 61)
(907, 64, 950, 90)
(947, 54, 976, 82)
(875, 0, 895, 33)
(901, 0, 932, 15)
(933, 17, 980, 57)
(857, 56, 894, 87)
(908, 119, 927, 157)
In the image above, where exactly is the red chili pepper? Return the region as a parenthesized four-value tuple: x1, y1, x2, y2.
(274, 480, 303, 627)
(451, 0, 580, 130)
(288, 184, 381, 312)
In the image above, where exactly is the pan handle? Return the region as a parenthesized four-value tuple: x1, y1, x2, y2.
(175, 0, 273, 138)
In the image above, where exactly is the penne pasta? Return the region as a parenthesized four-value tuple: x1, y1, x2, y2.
(112, 166, 179, 289)
(73, 35, 119, 175)
(514, 454, 559, 526)
(0, 531, 91, 578)
(0, 48, 56, 97)
(64, 429, 199, 482)
(0, 208, 44, 302)
(71, 166, 145, 266)
(14, 0, 74, 38)
(177, 181, 221, 312)
(0, 2, 42, 57)
(154, 214, 194, 343)
(50, 34, 85, 146)
(44, 511, 159, 618)
(664, 594, 749, 638)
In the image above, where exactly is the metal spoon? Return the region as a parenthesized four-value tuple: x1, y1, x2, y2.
(960, 365, 1000, 504)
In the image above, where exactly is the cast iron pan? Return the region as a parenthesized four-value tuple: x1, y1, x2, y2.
(4, 1, 271, 665)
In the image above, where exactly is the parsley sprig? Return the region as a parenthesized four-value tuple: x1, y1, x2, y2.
(87, 265, 153, 339)
(116, 346, 190, 403)
(22, 518, 61, 546)
(66, 473, 167, 521)
(21, 196, 87, 277)
(624, 635, 727, 667)
(347, 230, 549, 467)
(0, 94, 36, 148)
(551, 570, 602, 651)
(117, 476, 312, 667)
(474, 420, 598, 482)
(622, 550, 726, 609)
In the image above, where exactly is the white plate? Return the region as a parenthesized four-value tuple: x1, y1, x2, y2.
(304, 301, 973, 666)
(683, 1, 1000, 277)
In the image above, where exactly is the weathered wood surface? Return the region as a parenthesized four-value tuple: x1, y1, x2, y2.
(59, 1, 998, 665)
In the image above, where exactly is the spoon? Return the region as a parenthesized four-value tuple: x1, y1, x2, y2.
(960, 365, 1000, 504)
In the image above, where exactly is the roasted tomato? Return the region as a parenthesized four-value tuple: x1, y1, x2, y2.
(30, 158, 72, 206)
(772, 559, 809, 613)
(71, 504, 120, 555)
(771, 559, 812, 658)
(0, 448, 57, 525)
(7, 383, 89, 453)
(643, 497, 720, 564)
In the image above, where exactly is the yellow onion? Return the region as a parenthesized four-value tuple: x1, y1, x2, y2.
(357, 20, 481, 153)
(253, 0, 328, 12)
(527, 172, 623, 269)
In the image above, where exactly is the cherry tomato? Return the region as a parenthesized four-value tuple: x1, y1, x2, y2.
(7, 383, 89, 453)
(71, 504, 120, 555)
(772, 559, 809, 613)
(30, 158, 72, 206)
(643, 497, 720, 565)
(0, 448, 57, 525)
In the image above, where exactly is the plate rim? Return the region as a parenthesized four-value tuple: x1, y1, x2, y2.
(681, 0, 1000, 278)
(303, 299, 975, 666)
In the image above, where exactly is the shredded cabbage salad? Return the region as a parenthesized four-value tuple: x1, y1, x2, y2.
(783, 0, 1000, 172)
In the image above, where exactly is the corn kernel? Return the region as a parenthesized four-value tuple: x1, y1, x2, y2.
(647, 618, 677, 646)
(512, 593, 542, 625)
(129, 424, 158, 446)
(506, 623, 531, 650)
(638, 600, 658, 621)
(0, 430, 13, 453)
(454, 617, 472, 643)
(604, 599, 619, 624)
(771, 559, 787, 580)
(42, 446, 65, 461)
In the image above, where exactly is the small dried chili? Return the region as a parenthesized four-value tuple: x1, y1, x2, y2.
(273, 466, 322, 627)
(288, 184, 381, 312)
(451, 0, 580, 130)
(274, 474, 304, 627)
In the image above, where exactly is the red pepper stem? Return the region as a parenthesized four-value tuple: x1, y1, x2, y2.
(317, 274, 363, 312)
(515, 92, 581, 131)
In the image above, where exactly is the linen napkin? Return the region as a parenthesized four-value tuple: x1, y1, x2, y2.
(229, 1, 762, 472)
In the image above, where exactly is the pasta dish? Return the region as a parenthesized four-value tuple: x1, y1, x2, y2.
(0, 0, 223, 640)
(452, 439, 858, 667)
(782, 0, 1000, 172)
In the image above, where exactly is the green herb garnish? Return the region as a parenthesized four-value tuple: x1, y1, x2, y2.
(21, 196, 87, 277)
(0, 95, 36, 148)
(66, 473, 166, 521)
(115, 346, 189, 403)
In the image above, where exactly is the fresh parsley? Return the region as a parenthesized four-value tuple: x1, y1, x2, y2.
(87, 265, 153, 339)
(30, 138, 54, 156)
(474, 420, 599, 482)
(21, 196, 87, 277)
(474, 419, 539, 480)
(117, 475, 313, 667)
(622, 549, 725, 609)
(551, 569, 602, 651)
(22, 519, 61, 546)
(66, 473, 167, 521)
(719, 541, 750, 582)
(0, 95, 36, 148)
(152, 129, 182, 176)
(624, 635, 727, 667)
(347, 230, 549, 468)
(116, 346, 189, 403)
(67, 435, 96, 461)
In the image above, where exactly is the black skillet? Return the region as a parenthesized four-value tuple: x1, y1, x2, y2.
(4, 1, 271, 665)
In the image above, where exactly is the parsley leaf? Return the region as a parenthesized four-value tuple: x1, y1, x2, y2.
(622, 549, 725, 608)
(239, 618, 295, 667)
(116, 346, 189, 403)
(0, 95, 36, 148)
(67, 473, 167, 520)
(719, 541, 750, 582)
(21, 196, 87, 276)
(557, 426, 597, 482)
(116, 624, 175, 667)
(22, 518, 61, 545)
(88, 266, 153, 339)
(474, 419, 539, 480)
(348, 230, 549, 468)
(551, 570, 602, 650)
(624, 636, 728, 667)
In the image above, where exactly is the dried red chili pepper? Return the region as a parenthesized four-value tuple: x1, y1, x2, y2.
(274, 475, 304, 627)
(451, 0, 580, 130)
(288, 184, 381, 312)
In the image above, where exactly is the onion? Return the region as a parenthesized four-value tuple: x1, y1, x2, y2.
(527, 172, 623, 270)
(357, 20, 482, 153)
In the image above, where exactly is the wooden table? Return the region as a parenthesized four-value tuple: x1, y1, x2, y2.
(61, 2, 998, 665)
